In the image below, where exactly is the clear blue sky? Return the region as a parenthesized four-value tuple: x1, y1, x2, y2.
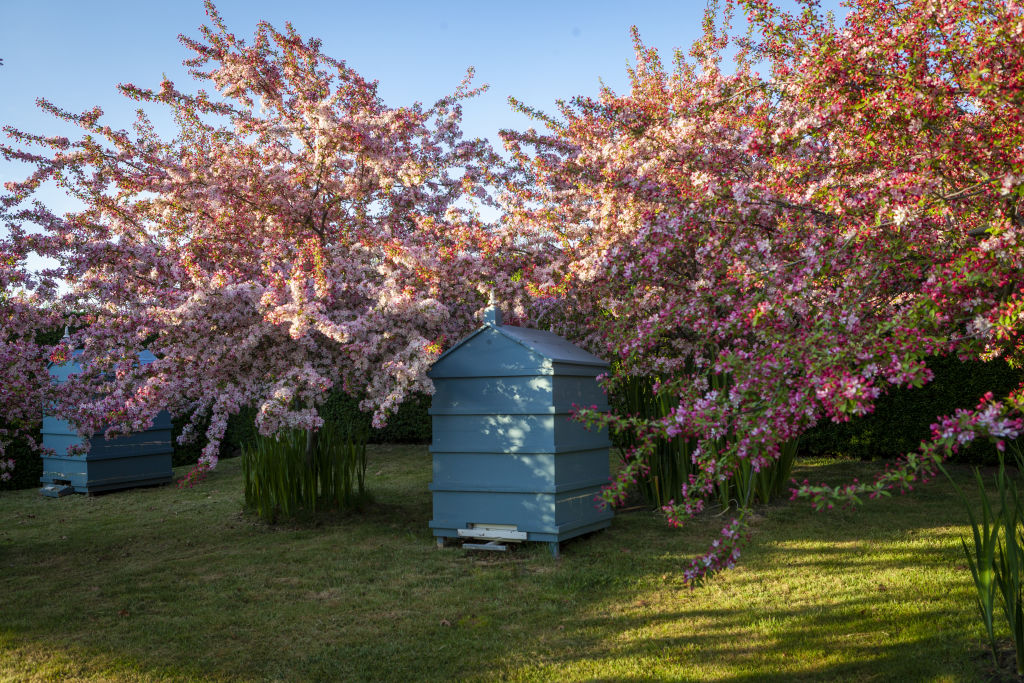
(0, 0, 845, 210)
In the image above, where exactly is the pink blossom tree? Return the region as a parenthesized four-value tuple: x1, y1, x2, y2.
(1, 2, 525, 472)
(501, 0, 1024, 582)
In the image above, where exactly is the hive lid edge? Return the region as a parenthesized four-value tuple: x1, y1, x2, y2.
(428, 323, 609, 376)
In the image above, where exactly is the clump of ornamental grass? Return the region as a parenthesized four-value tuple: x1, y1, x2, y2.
(944, 439, 1024, 676)
(243, 420, 370, 521)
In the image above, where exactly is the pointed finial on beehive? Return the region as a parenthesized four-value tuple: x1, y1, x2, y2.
(483, 288, 503, 326)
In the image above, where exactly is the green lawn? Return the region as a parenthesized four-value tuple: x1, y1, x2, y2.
(0, 447, 1009, 681)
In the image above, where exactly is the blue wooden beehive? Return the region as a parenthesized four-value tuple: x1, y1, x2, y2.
(428, 305, 613, 556)
(40, 349, 173, 497)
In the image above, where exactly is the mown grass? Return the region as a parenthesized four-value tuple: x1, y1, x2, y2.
(0, 448, 1010, 681)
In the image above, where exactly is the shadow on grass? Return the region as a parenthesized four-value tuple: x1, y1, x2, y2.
(511, 605, 975, 682)
(0, 455, 998, 681)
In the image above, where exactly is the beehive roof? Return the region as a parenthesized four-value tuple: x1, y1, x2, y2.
(495, 326, 607, 367)
(433, 323, 608, 369)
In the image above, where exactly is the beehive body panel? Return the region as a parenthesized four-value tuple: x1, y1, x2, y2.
(431, 413, 555, 453)
(430, 376, 553, 415)
(554, 485, 613, 530)
(41, 452, 172, 492)
(552, 376, 609, 412)
(40, 433, 86, 457)
(38, 455, 88, 488)
(429, 488, 613, 541)
(431, 452, 555, 492)
(84, 428, 174, 460)
(431, 491, 557, 535)
(430, 449, 610, 494)
(550, 449, 612, 490)
(80, 451, 171, 491)
(42, 415, 79, 436)
(48, 361, 80, 384)
(554, 416, 611, 452)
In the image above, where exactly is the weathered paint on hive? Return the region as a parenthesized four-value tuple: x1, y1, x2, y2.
(40, 349, 173, 494)
(428, 319, 613, 554)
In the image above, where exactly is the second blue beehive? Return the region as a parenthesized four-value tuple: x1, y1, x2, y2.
(40, 349, 173, 496)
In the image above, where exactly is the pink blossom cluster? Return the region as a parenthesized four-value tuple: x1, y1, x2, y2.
(177, 462, 212, 489)
(680, 516, 748, 586)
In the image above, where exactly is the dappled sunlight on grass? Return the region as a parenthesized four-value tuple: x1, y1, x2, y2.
(0, 452, 1003, 681)
(497, 461, 990, 681)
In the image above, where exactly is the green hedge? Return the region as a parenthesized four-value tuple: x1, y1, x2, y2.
(0, 434, 43, 492)
(171, 408, 259, 467)
(322, 392, 432, 445)
(801, 355, 1023, 462)
(5, 355, 1019, 490)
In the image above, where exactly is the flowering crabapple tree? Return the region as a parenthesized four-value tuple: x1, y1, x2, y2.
(0, 2, 527, 476)
(501, 0, 1024, 582)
